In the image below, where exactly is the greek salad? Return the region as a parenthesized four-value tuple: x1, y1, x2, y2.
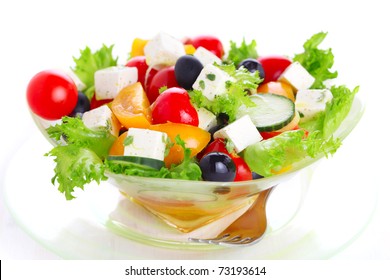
(26, 32, 358, 200)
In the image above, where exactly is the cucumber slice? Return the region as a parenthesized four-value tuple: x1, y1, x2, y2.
(237, 93, 295, 132)
(107, 155, 165, 170)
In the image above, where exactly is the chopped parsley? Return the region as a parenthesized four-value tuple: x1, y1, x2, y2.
(123, 136, 134, 146)
(199, 80, 205, 90)
(206, 73, 216, 81)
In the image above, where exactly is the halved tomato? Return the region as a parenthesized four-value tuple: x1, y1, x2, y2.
(109, 131, 128, 156)
(150, 123, 210, 167)
(257, 81, 295, 102)
(111, 82, 152, 129)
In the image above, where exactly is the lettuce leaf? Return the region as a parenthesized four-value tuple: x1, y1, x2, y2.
(243, 130, 341, 177)
(299, 85, 359, 138)
(189, 64, 261, 121)
(72, 44, 118, 99)
(293, 32, 338, 89)
(105, 160, 169, 178)
(45, 116, 117, 200)
(105, 135, 202, 181)
(245, 84, 358, 177)
(226, 38, 259, 66)
(167, 136, 202, 180)
(46, 116, 116, 159)
(45, 145, 107, 200)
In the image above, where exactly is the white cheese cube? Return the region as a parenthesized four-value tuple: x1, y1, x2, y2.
(213, 115, 262, 153)
(196, 107, 217, 131)
(278, 61, 315, 92)
(82, 105, 120, 137)
(193, 47, 222, 66)
(94, 66, 138, 100)
(192, 64, 234, 101)
(295, 89, 333, 122)
(124, 128, 168, 161)
(144, 32, 185, 69)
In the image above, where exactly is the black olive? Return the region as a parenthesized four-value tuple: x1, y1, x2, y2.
(69, 92, 90, 117)
(238, 58, 265, 80)
(199, 152, 236, 182)
(252, 172, 264, 180)
(174, 55, 203, 89)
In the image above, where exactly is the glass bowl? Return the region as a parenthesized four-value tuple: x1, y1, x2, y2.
(30, 96, 364, 246)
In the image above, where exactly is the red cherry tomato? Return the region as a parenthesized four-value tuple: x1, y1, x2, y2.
(147, 66, 179, 103)
(189, 35, 224, 59)
(231, 156, 252, 181)
(90, 93, 113, 110)
(200, 138, 252, 181)
(151, 87, 198, 126)
(258, 56, 292, 84)
(200, 138, 229, 157)
(125, 56, 157, 91)
(260, 125, 309, 139)
(26, 70, 78, 120)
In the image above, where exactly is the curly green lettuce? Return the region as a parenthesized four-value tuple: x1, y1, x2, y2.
(45, 117, 117, 200)
(243, 130, 341, 177)
(46, 116, 116, 159)
(45, 145, 107, 200)
(244, 83, 358, 177)
(299, 85, 359, 138)
(293, 32, 338, 89)
(72, 44, 118, 99)
(189, 64, 261, 121)
(226, 38, 259, 66)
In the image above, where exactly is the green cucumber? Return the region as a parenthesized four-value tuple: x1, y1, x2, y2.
(107, 155, 165, 170)
(237, 93, 295, 132)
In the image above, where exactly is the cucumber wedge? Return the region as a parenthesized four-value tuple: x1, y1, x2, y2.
(107, 155, 165, 170)
(237, 93, 295, 132)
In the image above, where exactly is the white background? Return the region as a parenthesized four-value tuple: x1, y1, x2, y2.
(0, 0, 389, 266)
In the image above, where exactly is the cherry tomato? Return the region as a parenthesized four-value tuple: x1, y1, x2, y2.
(231, 156, 252, 181)
(111, 82, 152, 129)
(260, 113, 300, 139)
(257, 56, 292, 84)
(147, 66, 179, 103)
(26, 70, 78, 120)
(151, 87, 199, 126)
(257, 81, 295, 101)
(150, 122, 210, 167)
(259, 130, 282, 140)
(109, 131, 128, 156)
(189, 35, 224, 58)
(90, 93, 113, 110)
(125, 56, 157, 91)
(260, 125, 309, 140)
(200, 138, 252, 181)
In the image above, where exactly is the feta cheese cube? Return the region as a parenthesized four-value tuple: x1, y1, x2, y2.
(196, 107, 217, 131)
(213, 115, 262, 153)
(144, 32, 185, 69)
(94, 66, 138, 100)
(124, 128, 168, 161)
(278, 61, 315, 92)
(193, 47, 222, 66)
(82, 105, 120, 137)
(295, 89, 333, 122)
(192, 64, 234, 101)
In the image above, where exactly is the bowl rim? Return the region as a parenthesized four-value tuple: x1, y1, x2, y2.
(30, 95, 365, 188)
